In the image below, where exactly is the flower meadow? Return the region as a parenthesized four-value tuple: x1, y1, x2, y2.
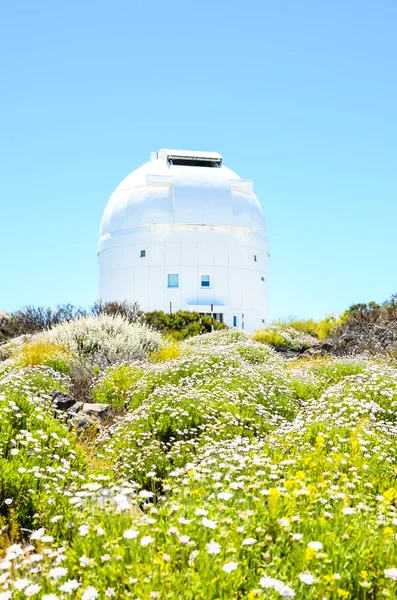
(1, 319, 397, 599)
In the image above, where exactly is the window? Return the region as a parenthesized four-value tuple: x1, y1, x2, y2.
(140, 250, 146, 258)
(168, 158, 221, 168)
(261, 276, 265, 282)
(262, 319, 265, 324)
(168, 274, 179, 288)
(254, 255, 258, 262)
(233, 316, 237, 327)
(201, 275, 211, 288)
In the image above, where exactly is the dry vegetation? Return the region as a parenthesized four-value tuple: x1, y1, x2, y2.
(0, 298, 396, 598)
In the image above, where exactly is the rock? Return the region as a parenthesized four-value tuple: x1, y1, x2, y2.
(50, 391, 76, 411)
(71, 414, 100, 434)
(81, 403, 115, 422)
(67, 401, 84, 414)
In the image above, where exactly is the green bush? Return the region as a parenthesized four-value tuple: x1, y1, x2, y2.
(0, 366, 88, 548)
(253, 325, 317, 351)
(143, 310, 227, 340)
(273, 316, 341, 340)
(92, 364, 144, 407)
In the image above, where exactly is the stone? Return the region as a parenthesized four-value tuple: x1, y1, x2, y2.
(67, 401, 84, 414)
(72, 414, 99, 434)
(50, 391, 76, 411)
(81, 403, 115, 422)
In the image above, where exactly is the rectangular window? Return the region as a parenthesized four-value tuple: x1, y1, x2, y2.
(254, 255, 258, 262)
(233, 316, 237, 327)
(140, 250, 146, 258)
(168, 274, 179, 288)
(201, 275, 211, 288)
(261, 276, 265, 282)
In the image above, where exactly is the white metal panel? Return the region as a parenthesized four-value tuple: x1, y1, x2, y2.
(212, 266, 228, 306)
(228, 268, 243, 309)
(134, 268, 149, 310)
(181, 243, 198, 266)
(172, 180, 203, 224)
(201, 183, 233, 225)
(242, 271, 259, 311)
(198, 243, 213, 266)
(214, 243, 229, 267)
(182, 265, 198, 306)
(165, 243, 182, 265)
(228, 244, 245, 269)
(148, 267, 165, 311)
(99, 247, 135, 274)
(149, 243, 165, 266)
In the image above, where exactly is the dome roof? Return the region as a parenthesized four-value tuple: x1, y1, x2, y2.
(98, 149, 266, 252)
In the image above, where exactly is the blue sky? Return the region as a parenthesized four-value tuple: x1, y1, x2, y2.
(1, 0, 396, 320)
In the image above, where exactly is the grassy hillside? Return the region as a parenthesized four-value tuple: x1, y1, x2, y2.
(1, 316, 397, 599)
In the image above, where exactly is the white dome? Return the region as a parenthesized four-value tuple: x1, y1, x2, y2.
(98, 149, 268, 332)
(99, 150, 266, 252)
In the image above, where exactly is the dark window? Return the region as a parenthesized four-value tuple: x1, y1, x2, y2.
(261, 276, 265, 282)
(140, 250, 146, 258)
(169, 158, 221, 168)
(254, 255, 258, 262)
(233, 316, 237, 327)
(201, 275, 211, 288)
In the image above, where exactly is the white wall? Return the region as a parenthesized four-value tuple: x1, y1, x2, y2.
(98, 150, 268, 333)
(98, 226, 267, 332)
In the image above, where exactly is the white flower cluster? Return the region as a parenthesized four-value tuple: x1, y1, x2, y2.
(41, 314, 163, 364)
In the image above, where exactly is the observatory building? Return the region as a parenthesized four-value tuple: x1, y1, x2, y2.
(98, 149, 268, 332)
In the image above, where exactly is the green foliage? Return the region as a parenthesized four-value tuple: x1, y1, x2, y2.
(99, 344, 298, 487)
(288, 357, 367, 402)
(4, 319, 397, 598)
(92, 364, 144, 407)
(41, 314, 163, 366)
(253, 324, 317, 350)
(0, 366, 88, 547)
(143, 310, 227, 340)
(150, 341, 182, 363)
(12, 339, 71, 374)
(273, 315, 341, 340)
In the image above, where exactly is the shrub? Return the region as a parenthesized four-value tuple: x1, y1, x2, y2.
(41, 315, 163, 366)
(288, 356, 367, 401)
(92, 364, 144, 407)
(183, 328, 251, 348)
(98, 344, 298, 486)
(12, 339, 71, 373)
(150, 342, 182, 363)
(0, 365, 88, 548)
(2, 304, 88, 339)
(253, 325, 317, 351)
(1, 301, 141, 342)
(274, 316, 340, 340)
(91, 299, 142, 323)
(143, 310, 227, 340)
(325, 295, 397, 355)
(5, 315, 397, 598)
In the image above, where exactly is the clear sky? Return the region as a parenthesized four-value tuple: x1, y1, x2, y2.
(1, 0, 396, 320)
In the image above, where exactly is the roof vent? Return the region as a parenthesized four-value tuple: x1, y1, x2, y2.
(157, 148, 222, 168)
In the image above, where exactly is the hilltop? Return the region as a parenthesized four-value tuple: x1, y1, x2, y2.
(0, 301, 397, 599)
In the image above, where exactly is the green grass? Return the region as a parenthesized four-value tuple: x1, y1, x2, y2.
(92, 363, 144, 407)
(273, 315, 342, 340)
(1, 324, 397, 598)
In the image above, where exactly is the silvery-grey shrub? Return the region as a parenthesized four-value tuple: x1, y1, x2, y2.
(41, 315, 163, 366)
